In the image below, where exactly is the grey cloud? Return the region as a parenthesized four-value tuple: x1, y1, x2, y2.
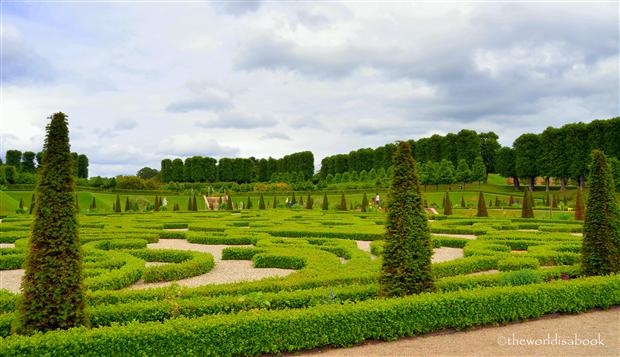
(260, 132, 291, 140)
(1, 28, 55, 84)
(166, 93, 233, 113)
(195, 111, 278, 129)
(212, 1, 262, 16)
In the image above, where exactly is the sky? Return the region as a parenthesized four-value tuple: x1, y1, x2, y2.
(1, 1, 618, 177)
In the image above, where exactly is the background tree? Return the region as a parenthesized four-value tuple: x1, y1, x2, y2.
(454, 159, 471, 188)
(21, 151, 37, 173)
(137, 167, 159, 180)
(5, 150, 22, 168)
(471, 156, 487, 187)
(77, 154, 89, 179)
(380, 141, 434, 297)
(479, 131, 500, 173)
(496, 147, 520, 190)
(514, 133, 541, 191)
(476, 192, 488, 217)
(19, 112, 87, 333)
(581, 150, 620, 275)
(438, 159, 455, 190)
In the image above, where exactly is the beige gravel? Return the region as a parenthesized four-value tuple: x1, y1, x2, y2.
(0, 269, 24, 293)
(128, 239, 295, 290)
(467, 269, 500, 276)
(432, 247, 464, 263)
(0, 243, 15, 249)
(163, 228, 189, 231)
(571, 233, 583, 237)
(296, 307, 620, 357)
(431, 233, 477, 239)
(355, 241, 464, 263)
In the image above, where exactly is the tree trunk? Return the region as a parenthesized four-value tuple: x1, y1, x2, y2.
(545, 177, 550, 192)
(560, 177, 566, 191)
(529, 176, 535, 192)
(513, 177, 520, 191)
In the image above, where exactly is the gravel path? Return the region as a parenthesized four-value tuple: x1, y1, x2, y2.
(296, 307, 620, 356)
(355, 241, 463, 263)
(0, 269, 24, 293)
(128, 239, 295, 290)
(431, 233, 477, 239)
(0, 243, 15, 249)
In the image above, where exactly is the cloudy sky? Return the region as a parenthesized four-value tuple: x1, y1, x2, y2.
(2, 2, 618, 177)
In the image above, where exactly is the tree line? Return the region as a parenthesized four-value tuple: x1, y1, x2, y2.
(0, 149, 88, 185)
(319, 130, 500, 178)
(159, 151, 314, 184)
(496, 117, 620, 191)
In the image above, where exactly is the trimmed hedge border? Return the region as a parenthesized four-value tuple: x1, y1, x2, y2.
(0, 275, 617, 356)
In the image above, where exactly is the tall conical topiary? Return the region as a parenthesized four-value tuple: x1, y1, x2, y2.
(246, 196, 253, 209)
(305, 194, 313, 209)
(380, 141, 434, 297)
(509, 195, 514, 206)
(339, 193, 347, 211)
(494, 195, 500, 208)
(19, 198, 24, 211)
(322, 193, 329, 210)
(460, 195, 465, 208)
(574, 189, 585, 220)
(443, 192, 452, 215)
(30, 194, 36, 214)
(581, 150, 620, 276)
(90, 197, 96, 209)
(272, 195, 277, 209)
(114, 194, 122, 213)
(476, 192, 488, 217)
(521, 189, 534, 218)
(552, 194, 558, 208)
(187, 196, 193, 210)
(227, 194, 233, 210)
(124, 196, 130, 212)
(291, 192, 297, 205)
(173, 202, 179, 211)
(192, 194, 198, 211)
(154, 195, 160, 212)
(299, 196, 304, 207)
(361, 193, 369, 212)
(19, 112, 87, 333)
(258, 193, 266, 210)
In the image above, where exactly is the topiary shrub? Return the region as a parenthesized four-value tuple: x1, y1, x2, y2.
(380, 141, 434, 297)
(497, 257, 540, 272)
(581, 150, 620, 276)
(476, 192, 488, 217)
(18, 112, 88, 333)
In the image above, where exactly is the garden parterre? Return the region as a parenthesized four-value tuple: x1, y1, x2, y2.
(0, 209, 617, 355)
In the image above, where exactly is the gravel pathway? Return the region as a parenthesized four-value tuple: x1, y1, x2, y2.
(128, 239, 295, 290)
(355, 241, 463, 263)
(296, 307, 619, 356)
(0, 269, 24, 293)
(0, 243, 15, 249)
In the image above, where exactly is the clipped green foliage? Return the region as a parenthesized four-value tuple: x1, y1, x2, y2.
(581, 150, 620, 276)
(18, 112, 88, 333)
(443, 192, 452, 215)
(246, 196, 253, 209)
(361, 193, 368, 212)
(499, 269, 543, 286)
(322, 193, 328, 210)
(187, 197, 192, 211)
(258, 194, 266, 210)
(305, 194, 313, 209)
(380, 141, 434, 297)
(227, 195, 233, 210)
(574, 189, 585, 220)
(114, 195, 122, 213)
(521, 190, 534, 218)
(124, 196, 130, 212)
(339, 193, 347, 211)
(272, 196, 277, 209)
(460, 195, 465, 208)
(476, 192, 488, 217)
(192, 195, 198, 211)
(90, 197, 96, 209)
(29, 194, 36, 214)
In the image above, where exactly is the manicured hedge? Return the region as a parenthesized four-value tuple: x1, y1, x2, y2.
(222, 247, 265, 260)
(253, 254, 306, 270)
(126, 249, 215, 283)
(497, 257, 540, 271)
(1, 275, 618, 356)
